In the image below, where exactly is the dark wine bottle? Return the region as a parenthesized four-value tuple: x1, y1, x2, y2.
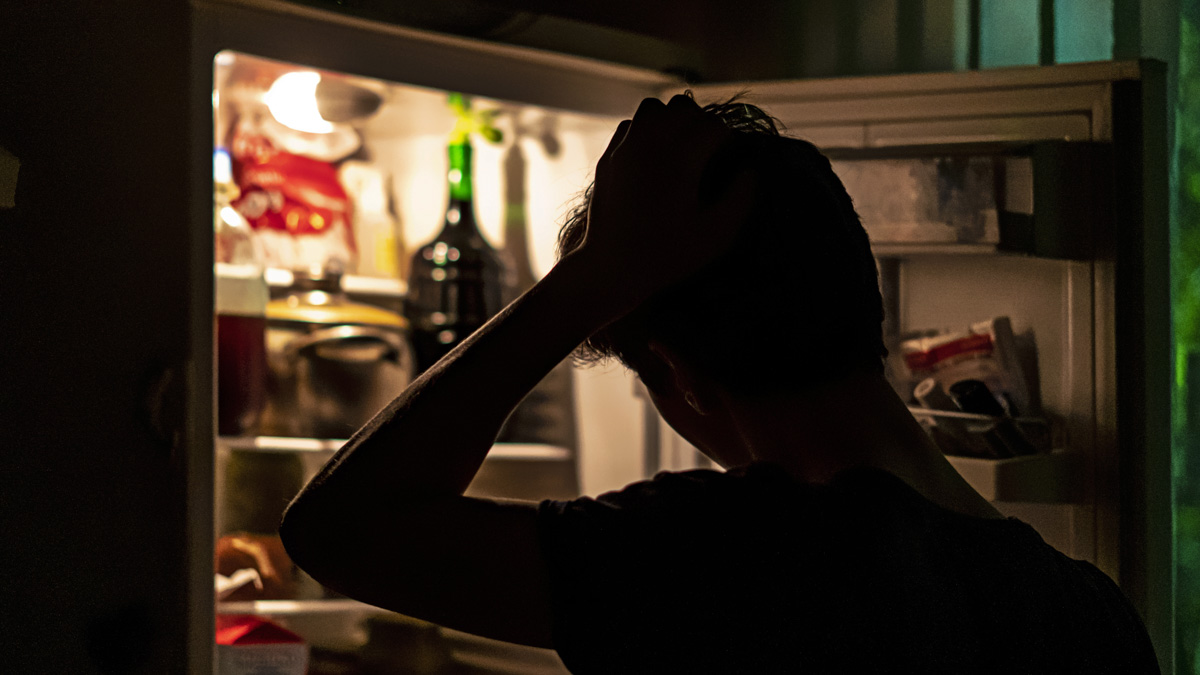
(405, 110, 506, 374)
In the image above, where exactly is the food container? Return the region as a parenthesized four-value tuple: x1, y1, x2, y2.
(259, 268, 414, 439)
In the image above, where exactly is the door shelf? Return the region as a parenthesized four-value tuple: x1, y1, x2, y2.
(218, 436, 572, 461)
(945, 450, 1074, 503)
(906, 407, 1069, 503)
(872, 243, 1001, 257)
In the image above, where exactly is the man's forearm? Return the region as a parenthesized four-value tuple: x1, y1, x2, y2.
(285, 251, 633, 514)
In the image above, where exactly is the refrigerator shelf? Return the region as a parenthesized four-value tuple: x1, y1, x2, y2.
(217, 598, 381, 616)
(218, 436, 572, 461)
(945, 450, 1073, 503)
(216, 600, 570, 673)
(264, 268, 407, 298)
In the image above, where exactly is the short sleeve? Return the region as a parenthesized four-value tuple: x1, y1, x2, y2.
(535, 466, 804, 674)
(535, 471, 711, 672)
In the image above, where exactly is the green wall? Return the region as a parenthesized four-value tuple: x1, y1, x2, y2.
(1174, 3, 1200, 671)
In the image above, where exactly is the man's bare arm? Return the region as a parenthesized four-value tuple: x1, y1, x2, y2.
(278, 94, 750, 647)
(278, 251, 634, 645)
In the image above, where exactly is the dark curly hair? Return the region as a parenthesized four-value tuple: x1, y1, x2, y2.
(556, 96, 886, 394)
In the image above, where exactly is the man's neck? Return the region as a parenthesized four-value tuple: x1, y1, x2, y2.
(722, 372, 1003, 519)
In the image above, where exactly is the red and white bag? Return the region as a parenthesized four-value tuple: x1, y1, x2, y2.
(899, 316, 1033, 417)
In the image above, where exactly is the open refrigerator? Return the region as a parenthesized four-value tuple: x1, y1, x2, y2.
(0, 0, 1171, 672)
(197, 3, 1171, 672)
(205, 20, 1172, 673)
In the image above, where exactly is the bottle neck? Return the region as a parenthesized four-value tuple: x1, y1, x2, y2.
(448, 141, 473, 202)
(440, 142, 481, 238)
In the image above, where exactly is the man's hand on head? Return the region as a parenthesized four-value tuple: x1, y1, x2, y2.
(570, 94, 756, 306)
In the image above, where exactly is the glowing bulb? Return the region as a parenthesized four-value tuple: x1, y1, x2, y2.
(448, 168, 462, 184)
(264, 71, 335, 134)
(213, 149, 233, 184)
(446, 207, 460, 225)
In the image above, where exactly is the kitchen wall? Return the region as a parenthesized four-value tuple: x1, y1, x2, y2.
(312, 0, 1162, 80)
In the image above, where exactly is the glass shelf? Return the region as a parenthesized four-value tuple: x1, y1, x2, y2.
(217, 598, 380, 616)
(264, 267, 406, 297)
(218, 436, 572, 461)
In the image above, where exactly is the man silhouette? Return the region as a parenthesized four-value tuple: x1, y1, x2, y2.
(280, 94, 1159, 673)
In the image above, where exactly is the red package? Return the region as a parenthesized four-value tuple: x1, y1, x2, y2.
(229, 128, 357, 271)
(216, 615, 308, 675)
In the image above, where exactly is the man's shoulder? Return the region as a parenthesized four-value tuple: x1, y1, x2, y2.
(539, 463, 941, 537)
(544, 462, 809, 515)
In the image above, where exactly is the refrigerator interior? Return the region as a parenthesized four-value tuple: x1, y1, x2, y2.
(212, 49, 655, 490)
(212, 50, 652, 673)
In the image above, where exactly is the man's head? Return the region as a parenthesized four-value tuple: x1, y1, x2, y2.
(557, 97, 886, 400)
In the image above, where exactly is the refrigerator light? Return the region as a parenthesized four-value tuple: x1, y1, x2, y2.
(264, 72, 335, 134)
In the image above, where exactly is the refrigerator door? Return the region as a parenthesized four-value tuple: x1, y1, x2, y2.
(0, 2, 205, 673)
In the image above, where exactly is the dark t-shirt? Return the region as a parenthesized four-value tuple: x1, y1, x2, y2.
(537, 464, 1159, 674)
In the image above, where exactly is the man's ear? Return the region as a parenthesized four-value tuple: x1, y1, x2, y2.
(647, 340, 712, 416)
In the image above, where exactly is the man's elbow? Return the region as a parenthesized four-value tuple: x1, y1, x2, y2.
(278, 497, 338, 582)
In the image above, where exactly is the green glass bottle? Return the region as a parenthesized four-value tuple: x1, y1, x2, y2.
(405, 97, 506, 373)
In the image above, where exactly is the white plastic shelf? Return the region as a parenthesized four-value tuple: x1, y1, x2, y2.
(906, 407, 1070, 503)
(945, 450, 1073, 503)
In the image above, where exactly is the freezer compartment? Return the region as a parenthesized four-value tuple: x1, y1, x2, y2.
(827, 142, 1113, 259)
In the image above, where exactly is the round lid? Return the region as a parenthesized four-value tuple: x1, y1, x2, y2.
(267, 291, 407, 328)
